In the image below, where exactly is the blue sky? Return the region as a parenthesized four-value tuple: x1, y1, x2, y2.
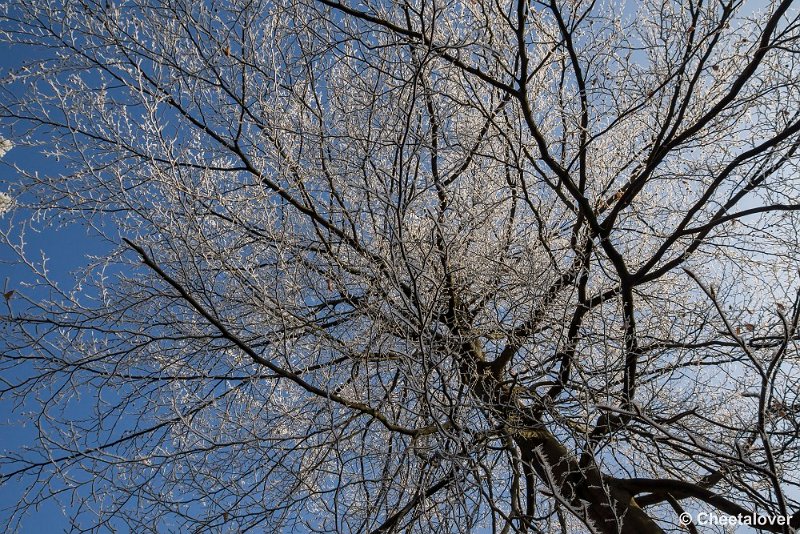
(0, 36, 108, 531)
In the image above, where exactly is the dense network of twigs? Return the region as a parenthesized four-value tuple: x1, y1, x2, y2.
(2, 0, 800, 532)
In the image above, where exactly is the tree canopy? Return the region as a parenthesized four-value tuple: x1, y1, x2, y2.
(2, 0, 800, 532)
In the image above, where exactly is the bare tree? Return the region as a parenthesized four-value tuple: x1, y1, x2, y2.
(1, 0, 800, 532)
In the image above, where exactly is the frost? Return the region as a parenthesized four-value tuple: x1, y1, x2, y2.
(0, 137, 11, 157)
(0, 192, 12, 216)
(0, 137, 12, 215)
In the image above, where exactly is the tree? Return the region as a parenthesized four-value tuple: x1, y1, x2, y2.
(1, 0, 800, 531)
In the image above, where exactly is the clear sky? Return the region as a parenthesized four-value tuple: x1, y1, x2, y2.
(0, 35, 111, 532)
